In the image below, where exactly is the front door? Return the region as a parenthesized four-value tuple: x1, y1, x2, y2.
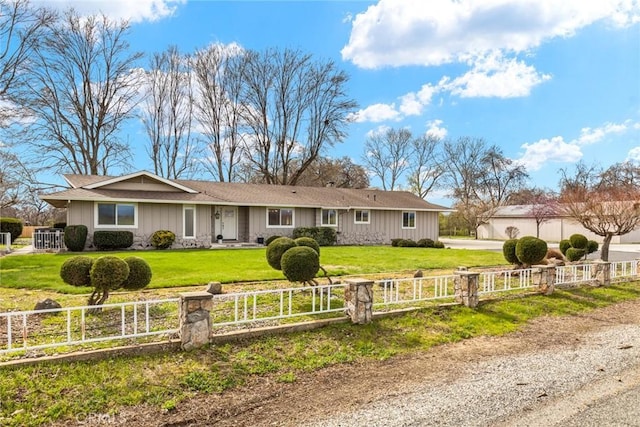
(220, 207, 237, 240)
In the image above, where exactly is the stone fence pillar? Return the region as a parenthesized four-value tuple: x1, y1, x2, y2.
(454, 271, 479, 308)
(592, 260, 611, 287)
(344, 278, 374, 324)
(179, 291, 213, 350)
(533, 264, 556, 295)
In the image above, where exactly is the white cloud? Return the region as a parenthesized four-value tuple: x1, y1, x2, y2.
(575, 121, 630, 145)
(627, 147, 640, 162)
(365, 125, 391, 139)
(518, 136, 583, 171)
(439, 53, 551, 98)
(342, 0, 640, 69)
(425, 119, 447, 139)
(347, 103, 401, 123)
(399, 83, 437, 116)
(36, 0, 185, 22)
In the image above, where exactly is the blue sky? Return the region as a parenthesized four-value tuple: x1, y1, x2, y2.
(40, 0, 640, 204)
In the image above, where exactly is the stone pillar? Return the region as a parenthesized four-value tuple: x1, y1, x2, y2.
(454, 271, 479, 308)
(344, 278, 374, 324)
(533, 264, 556, 295)
(592, 260, 611, 287)
(179, 291, 213, 350)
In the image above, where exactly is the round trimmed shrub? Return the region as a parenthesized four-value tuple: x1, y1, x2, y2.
(151, 230, 175, 249)
(121, 257, 152, 290)
(390, 238, 402, 247)
(566, 247, 586, 262)
(503, 239, 519, 264)
(90, 256, 129, 290)
(266, 237, 297, 270)
(60, 256, 94, 287)
(433, 240, 445, 249)
(280, 246, 320, 283)
(417, 238, 435, 248)
(559, 239, 572, 255)
(294, 237, 320, 255)
(569, 234, 588, 250)
(397, 239, 417, 247)
(64, 225, 88, 252)
(264, 235, 281, 246)
(587, 240, 599, 255)
(0, 217, 23, 243)
(515, 236, 548, 266)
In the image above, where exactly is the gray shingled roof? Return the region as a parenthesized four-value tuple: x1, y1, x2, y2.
(44, 172, 451, 211)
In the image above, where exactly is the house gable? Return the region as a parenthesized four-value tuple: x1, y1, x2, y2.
(84, 171, 198, 194)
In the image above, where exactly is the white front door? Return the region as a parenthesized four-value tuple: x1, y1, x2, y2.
(220, 207, 237, 240)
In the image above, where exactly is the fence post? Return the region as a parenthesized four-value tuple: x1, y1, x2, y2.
(179, 291, 213, 350)
(454, 271, 479, 308)
(592, 260, 611, 287)
(344, 278, 374, 324)
(533, 264, 556, 295)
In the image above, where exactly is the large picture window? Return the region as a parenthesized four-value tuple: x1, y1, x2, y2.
(96, 203, 136, 228)
(402, 211, 416, 229)
(183, 205, 195, 239)
(354, 209, 370, 224)
(267, 208, 294, 227)
(321, 209, 337, 226)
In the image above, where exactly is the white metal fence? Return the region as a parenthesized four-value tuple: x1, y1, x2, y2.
(611, 260, 639, 280)
(210, 283, 345, 330)
(0, 298, 179, 355)
(373, 275, 456, 306)
(32, 230, 65, 250)
(479, 268, 536, 294)
(0, 232, 10, 252)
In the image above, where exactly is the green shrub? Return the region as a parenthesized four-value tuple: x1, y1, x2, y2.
(292, 227, 336, 246)
(294, 237, 320, 255)
(569, 234, 588, 250)
(0, 217, 23, 243)
(587, 240, 599, 255)
(60, 256, 93, 287)
(390, 238, 402, 247)
(63, 225, 88, 252)
(266, 237, 297, 270)
(53, 222, 67, 229)
(559, 239, 572, 255)
(151, 230, 175, 249)
(280, 246, 320, 283)
(397, 239, 417, 247)
(417, 238, 435, 248)
(566, 247, 586, 262)
(503, 239, 519, 264)
(90, 256, 129, 290)
(433, 240, 445, 249)
(264, 235, 281, 246)
(121, 257, 152, 290)
(93, 231, 134, 250)
(515, 236, 548, 266)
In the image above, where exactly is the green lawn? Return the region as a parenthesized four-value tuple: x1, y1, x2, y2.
(0, 246, 506, 294)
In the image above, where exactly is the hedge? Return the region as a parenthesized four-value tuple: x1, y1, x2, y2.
(64, 225, 88, 252)
(292, 227, 336, 246)
(0, 217, 23, 243)
(93, 231, 134, 250)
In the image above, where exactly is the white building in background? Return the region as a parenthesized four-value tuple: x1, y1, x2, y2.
(477, 205, 640, 243)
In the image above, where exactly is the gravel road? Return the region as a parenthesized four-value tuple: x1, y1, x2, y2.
(306, 321, 640, 427)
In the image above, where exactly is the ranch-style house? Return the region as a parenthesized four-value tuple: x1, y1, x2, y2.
(41, 171, 451, 249)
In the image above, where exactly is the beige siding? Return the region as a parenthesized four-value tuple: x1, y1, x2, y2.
(336, 209, 438, 244)
(247, 206, 315, 241)
(100, 176, 182, 192)
(67, 201, 94, 233)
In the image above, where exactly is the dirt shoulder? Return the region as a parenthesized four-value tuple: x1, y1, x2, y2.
(86, 298, 640, 427)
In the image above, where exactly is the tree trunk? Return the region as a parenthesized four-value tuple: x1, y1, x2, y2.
(600, 233, 613, 261)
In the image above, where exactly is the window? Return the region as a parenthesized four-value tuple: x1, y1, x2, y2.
(267, 208, 294, 227)
(321, 209, 337, 226)
(402, 211, 416, 229)
(96, 203, 136, 228)
(354, 209, 370, 224)
(183, 205, 195, 238)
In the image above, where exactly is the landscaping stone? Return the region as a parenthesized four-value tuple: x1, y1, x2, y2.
(413, 269, 423, 278)
(206, 281, 222, 294)
(34, 298, 62, 311)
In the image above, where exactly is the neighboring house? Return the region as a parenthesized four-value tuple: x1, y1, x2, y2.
(478, 204, 640, 243)
(41, 171, 451, 249)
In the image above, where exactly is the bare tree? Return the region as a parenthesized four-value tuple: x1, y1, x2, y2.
(407, 134, 443, 198)
(529, 193, 559, 238)
(0, 147, 21, 208)
(240, 48, 357, 185)
(141, 46, 197, 179)
(295, 156, 369, 188)
(0, 0, 54, 122)
(559, 162, 640, 261)
(21, 10, 143, 175)
(193, 43, 246, 182)
(441, 137, 528, 238)
(362, 127, 413, 190)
